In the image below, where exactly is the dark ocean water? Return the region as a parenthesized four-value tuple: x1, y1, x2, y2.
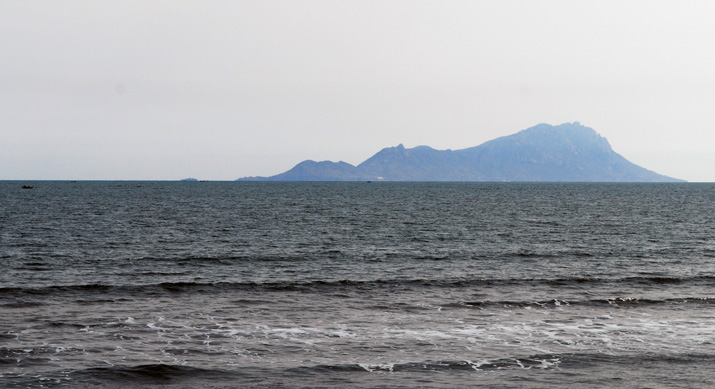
(1, 181, 714, 388)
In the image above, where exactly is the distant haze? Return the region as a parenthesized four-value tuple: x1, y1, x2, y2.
(2, 1, 715, 182)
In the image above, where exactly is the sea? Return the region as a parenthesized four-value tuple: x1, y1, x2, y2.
(1, 181, 714, 388)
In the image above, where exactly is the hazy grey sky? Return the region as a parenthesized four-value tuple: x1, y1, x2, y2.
(2, 1, 714, 181)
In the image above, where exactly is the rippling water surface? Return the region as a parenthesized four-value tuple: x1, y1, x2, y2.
(1, 182, 714, 388)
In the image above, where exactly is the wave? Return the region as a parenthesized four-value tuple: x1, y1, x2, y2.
(125, 255, 333, 264)
(3, 275, 715, 300)
(0, 357, 566, 387)
(290, 355, 562, 374)
(66, 353, 715, 378)
(4, 353, 715, 387)
(120, 249, 674, 263)
(69, 364, 242, 384)
(0, 364, 246, 388)
(450, 296, 715, 309)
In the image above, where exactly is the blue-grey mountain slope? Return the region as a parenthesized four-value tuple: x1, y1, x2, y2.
(238, 122, 683, 182)
(244, 160, 368, 182)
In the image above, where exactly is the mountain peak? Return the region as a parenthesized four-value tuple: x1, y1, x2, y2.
(519, 122, 600, 137)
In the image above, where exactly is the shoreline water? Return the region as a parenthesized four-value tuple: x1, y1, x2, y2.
(2, 182, 714, 387)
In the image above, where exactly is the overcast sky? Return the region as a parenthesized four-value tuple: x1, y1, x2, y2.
(2, 1, 714, 181)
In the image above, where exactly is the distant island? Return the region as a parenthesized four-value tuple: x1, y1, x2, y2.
(180, 178, 199, 182)
(238, 122, 683, 182)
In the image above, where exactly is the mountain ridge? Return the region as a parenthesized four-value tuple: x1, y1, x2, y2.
(238, 122, 683, 182)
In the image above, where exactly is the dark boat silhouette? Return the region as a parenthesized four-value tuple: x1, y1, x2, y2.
(21, 185, 34, 189)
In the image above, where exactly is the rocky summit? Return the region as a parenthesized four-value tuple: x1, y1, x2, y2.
(238, 122, 683, 182)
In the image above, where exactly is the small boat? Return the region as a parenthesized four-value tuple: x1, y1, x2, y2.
(21, 185, 34, 189)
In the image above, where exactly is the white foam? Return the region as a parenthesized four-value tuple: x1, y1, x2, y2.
(358, 363, 394, 372)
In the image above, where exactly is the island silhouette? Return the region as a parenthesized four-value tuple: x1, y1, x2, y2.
(238, 122, 683, 182)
